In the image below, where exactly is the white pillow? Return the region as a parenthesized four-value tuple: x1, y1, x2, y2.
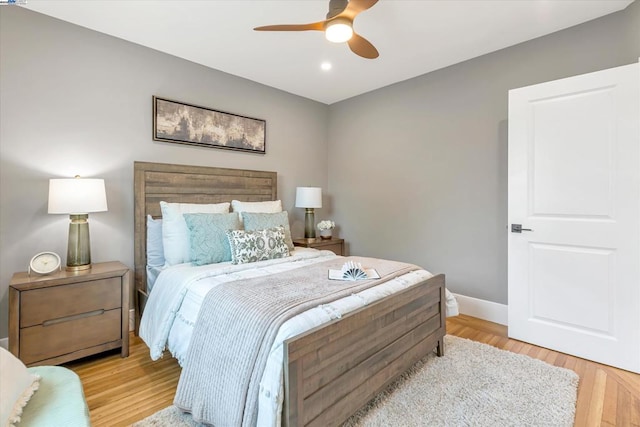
(0, 348, 40, 427)
(146, 215, 165, 267)
(160, 201, 231, 265)
(231, 200, 282, 224)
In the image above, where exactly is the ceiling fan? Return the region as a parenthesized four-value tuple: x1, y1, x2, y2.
(254, 0, 379, 59)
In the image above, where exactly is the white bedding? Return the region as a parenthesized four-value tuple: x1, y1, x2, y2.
(140, 248, 458, 427)
(145, 264, 164, 293)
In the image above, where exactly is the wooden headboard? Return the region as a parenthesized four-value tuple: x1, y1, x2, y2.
(133, 161, 277, 326)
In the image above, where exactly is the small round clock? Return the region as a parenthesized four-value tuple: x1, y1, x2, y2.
(29, 251, 61, 275)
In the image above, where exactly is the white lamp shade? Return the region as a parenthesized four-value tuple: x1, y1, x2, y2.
(295, 187, 322, 208)
(48, 178, 108, 214)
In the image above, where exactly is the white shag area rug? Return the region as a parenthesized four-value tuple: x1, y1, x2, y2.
(133, 335, 579, 427)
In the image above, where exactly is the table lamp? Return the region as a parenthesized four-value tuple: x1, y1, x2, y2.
(295, 187, 322, 240)
(48, 176, 108, 271)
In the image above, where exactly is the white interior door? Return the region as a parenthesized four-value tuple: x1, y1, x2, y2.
(508, 62, 640, 373)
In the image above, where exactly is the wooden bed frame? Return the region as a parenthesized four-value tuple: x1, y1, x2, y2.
(133, 161, 278, 320)
(133, 161, 446, 427)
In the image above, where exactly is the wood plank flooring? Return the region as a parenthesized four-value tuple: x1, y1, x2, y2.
(65, 314, 640, 426)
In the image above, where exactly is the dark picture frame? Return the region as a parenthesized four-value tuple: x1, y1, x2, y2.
(152, 96, 266, 154)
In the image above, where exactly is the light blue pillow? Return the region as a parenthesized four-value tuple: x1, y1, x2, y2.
(160, 201, 230, 266)
(183, 213, 240, 266)
(241, 211, 294, 251)
(146, 215, 165, 267)
(226, 227, 290, 265)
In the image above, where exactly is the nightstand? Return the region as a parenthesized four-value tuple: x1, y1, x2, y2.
(293, 237, 345, 256)
(9, 261, 130, 366)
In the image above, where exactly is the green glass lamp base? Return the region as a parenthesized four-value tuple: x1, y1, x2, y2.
(304, 208, 316, 239)
(66, 214, 92, 271)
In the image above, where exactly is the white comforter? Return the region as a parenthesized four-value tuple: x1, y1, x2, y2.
(140, 248, 458, 427)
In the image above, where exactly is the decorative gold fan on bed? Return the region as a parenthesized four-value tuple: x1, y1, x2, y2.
(253, 0, 379, 59)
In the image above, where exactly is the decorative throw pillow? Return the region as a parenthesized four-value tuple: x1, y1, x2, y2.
(146, 215, 165, 267)
(0, 348, 40, 427)
(184, 213, 241, 266)
(241, 211, 294, 251)
(226, 227, 290, 264)
(160, 201, 230, 265)
(231, 200, 282, 224)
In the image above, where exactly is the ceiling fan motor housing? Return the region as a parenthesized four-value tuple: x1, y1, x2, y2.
(327, 0, 349, 19)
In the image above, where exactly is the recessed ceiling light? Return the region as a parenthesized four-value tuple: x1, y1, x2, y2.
(321, 62, 332, 71)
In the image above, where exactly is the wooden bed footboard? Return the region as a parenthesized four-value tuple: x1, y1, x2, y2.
(133, 162, 447, 426)
(284, 274, 446, 427)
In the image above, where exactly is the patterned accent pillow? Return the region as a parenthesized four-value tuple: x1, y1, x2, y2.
(184, 213, 241, 266)
(241, 211, 294, 251)
(226, 227, 290, 265)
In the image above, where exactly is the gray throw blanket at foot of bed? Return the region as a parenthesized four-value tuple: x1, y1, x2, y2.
(174, 256, 419, 426)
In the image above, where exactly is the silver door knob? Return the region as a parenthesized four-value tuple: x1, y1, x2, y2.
(511, 224, 533, 233)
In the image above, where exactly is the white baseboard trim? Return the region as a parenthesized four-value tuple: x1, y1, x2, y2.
(452, 293, 507, 326)
(0, 337, 7, 350)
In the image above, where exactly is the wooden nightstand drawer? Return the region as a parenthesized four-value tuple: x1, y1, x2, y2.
(21, 277, 122, 328)
(318, 242, 343, 255)
(20, 308, 122, 365)
(293, 238, 345, 256)
(9, 261, 131, 366)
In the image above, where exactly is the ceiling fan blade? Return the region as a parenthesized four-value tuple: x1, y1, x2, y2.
(254, 22, 325, 32)
(340, 0, 378, 20)
(347, 32, 379, 59)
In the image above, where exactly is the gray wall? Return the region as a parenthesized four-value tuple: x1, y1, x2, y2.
(327, 0, 640, 304)
(0, 6, 329, 337)
(1, 2, 639, 338)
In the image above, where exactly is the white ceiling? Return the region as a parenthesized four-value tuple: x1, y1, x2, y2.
(23, 0, 633, 105)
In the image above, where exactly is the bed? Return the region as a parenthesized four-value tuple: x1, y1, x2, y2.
(133, 161, 448, 427)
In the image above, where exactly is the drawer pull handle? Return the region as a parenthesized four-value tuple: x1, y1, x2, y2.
(43, 309, 105, 327)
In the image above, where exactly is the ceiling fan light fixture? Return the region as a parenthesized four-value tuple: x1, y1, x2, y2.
(325, 18, 353, 43)
(254, 0, 379, 59)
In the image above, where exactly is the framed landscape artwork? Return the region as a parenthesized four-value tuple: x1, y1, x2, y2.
(153, 96, 266, 154)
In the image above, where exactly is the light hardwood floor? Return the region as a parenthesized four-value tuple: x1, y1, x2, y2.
(65, 314, 640, 426)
